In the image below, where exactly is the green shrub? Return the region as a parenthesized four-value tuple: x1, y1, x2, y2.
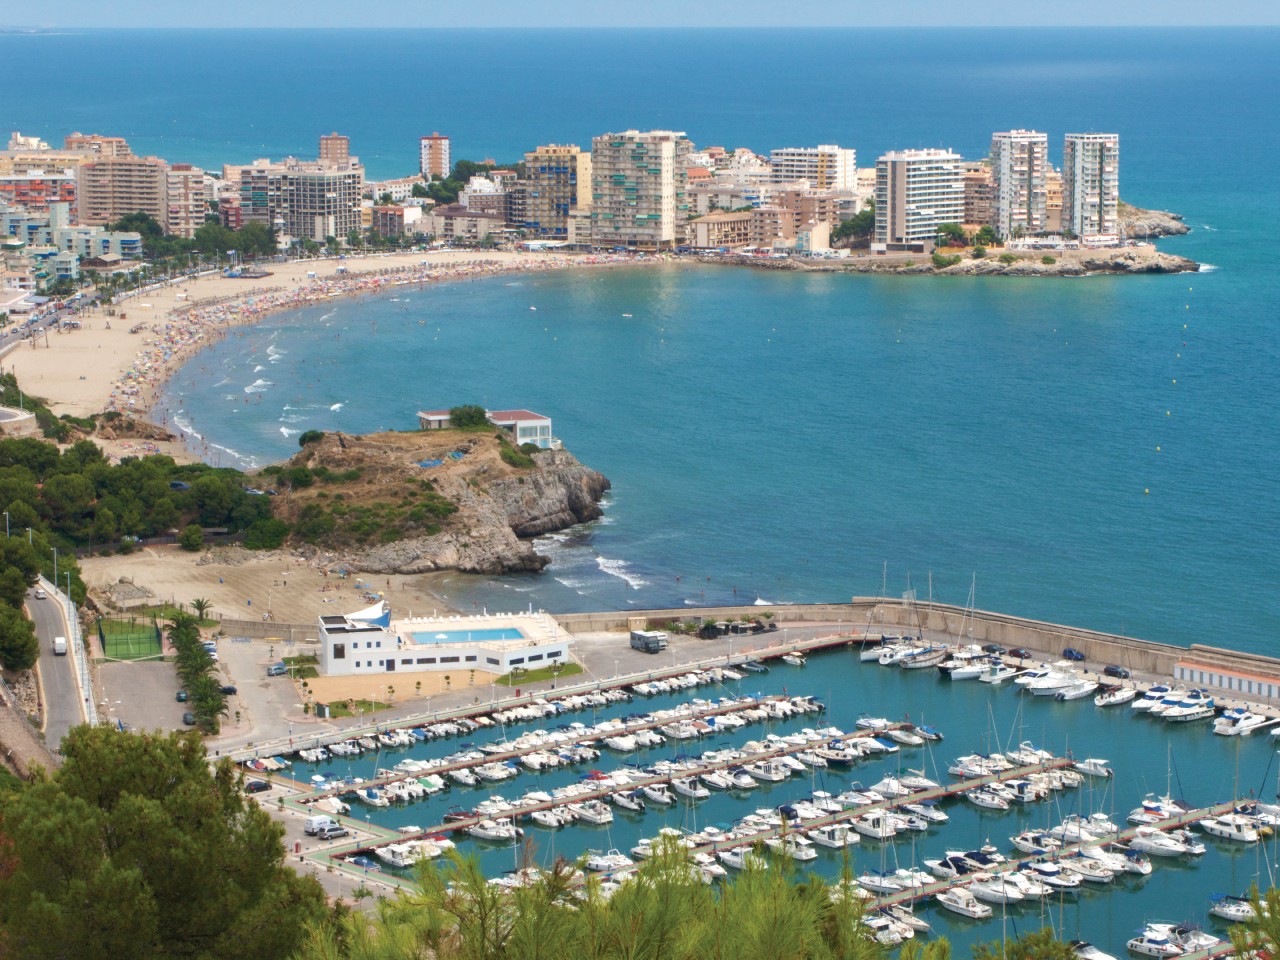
(297, 430, 325, 447)
(519, 442, 541, 455)
(243, 518, 289, 550)
(972, 245, 987, 258)
(1041, 255, 1057, 265)
(178, 524, 204, 551)
(499, 441, 535, 469)
(931, 252, 962, 269)
(448, 405, 491, 430)
(282, 465, 313, 489)
(999, 253, 1019, 265)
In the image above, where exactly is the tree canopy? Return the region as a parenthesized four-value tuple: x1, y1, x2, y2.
(833, 201, 875, 244)
(0, 725, 328, 959)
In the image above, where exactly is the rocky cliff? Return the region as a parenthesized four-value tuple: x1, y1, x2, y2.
(1118, 203, 1191, 238)
(278, 430, 610, 575)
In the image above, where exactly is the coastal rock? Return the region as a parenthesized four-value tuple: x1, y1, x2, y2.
(1118, 203, 1191, 238)
(281, 431, 610, 576)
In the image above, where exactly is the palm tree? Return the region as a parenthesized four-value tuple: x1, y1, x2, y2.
(190, 597, 213, 621)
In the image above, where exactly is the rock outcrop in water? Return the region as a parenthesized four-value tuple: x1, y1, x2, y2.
(277, 430, 609, 575)
(1118, 203, 1191, 238)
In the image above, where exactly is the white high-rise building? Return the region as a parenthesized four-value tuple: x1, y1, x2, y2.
(872, 149, 964, 253)
(590, 130, 692, 251)
(769, 144, 857, 191)
(989, 129, 1048, 239)
(1063, 133, 1120, 239)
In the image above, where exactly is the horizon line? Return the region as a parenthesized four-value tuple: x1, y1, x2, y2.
(5, 23, 1280, 31)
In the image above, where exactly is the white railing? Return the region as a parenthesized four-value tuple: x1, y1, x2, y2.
(38, 575, 96, 727)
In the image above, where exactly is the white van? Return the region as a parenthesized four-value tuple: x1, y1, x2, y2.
(304, 815, 337, 836)
(52, 636, 68, 656)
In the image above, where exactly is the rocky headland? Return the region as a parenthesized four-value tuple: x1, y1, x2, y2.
(278, 430, 610, 576)
(708, 244, 1198, 277)
(1118, 203, 1191, 238)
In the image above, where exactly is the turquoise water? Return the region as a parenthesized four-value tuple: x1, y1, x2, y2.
(296, 649, 1280, 955)
(410, 628, 525, 644)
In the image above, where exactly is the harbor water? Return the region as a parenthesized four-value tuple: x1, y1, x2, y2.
(290, 648, 1280, 956)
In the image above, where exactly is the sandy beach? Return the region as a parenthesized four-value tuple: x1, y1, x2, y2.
(3, 248, 650, 427)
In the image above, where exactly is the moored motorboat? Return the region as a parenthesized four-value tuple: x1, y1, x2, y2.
(1197, 812, 1259, 843)
(935, 886, 993, 919)
(1072, 940, 1119, 960)
(1214, 707, 1270, 736)
(1208, 894, 1256, 923)
(1096, 684, 1138, 707)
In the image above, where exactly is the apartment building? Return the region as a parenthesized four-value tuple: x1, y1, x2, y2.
(234, 156, 365, 243)
(522, 144, 592, 240)
(1063, 133, 1120, 239)
(590, 130, 692, 251)
(319, 132, 350, 164)
(687, 210, 752, 249)
(63, 133, 132, 158)
(1045, 170, 1064, 233)
(371, 204, 423, 236)
(417, 203, 504, 242)
(76, 155, 170, 227)
(990, 130, 1049, 239)
(770, 144, 857, 191)
(872, 149, 964, 253)
(419, 132, 451, 180)
(0, 171, 76, 211)
(962, 161, 994, 229)
(166, 163, 207, 238)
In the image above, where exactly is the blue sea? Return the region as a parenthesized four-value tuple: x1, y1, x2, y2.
(7, 27, 1277, 646)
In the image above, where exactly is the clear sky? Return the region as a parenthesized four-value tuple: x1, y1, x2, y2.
(12, 0, 1280, 29)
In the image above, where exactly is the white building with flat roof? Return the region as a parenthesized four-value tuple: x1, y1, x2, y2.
(872, 148, 964, 253)
(769, 144, 857, 191)
(417, 407, 559, 449)
(1063, 133, 1120, 240)
(316, 602, 571, 678)
(990, 130, 1049, 240)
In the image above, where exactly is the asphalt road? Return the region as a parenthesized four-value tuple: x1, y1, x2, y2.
(27, 588, 83, 752)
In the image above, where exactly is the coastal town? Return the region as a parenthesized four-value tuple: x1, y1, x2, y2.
(2, 12, 1277, 960)
(1, 123, 1192, 327)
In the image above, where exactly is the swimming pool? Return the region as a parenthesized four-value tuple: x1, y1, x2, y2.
(410, 627, 526, 644)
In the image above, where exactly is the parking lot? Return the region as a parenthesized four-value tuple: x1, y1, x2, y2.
(98, 660, 191, 733)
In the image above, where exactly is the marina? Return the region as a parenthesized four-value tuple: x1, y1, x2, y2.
(257, 632, 1280, 958)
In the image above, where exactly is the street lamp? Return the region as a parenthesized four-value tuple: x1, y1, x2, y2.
(3, 511, 8, 538)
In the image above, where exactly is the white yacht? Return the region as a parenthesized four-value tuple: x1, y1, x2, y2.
(936, 886, 992, 919)
(1025, 859, 1081, 890)
(566, 800, 614, 825)
(1214, 707, 1270, 736)
(1096, 685, 1138, 707)
(1208, 894, 1256, 923)
(1056, 679, 1100, 701)
(700, 770, 733, 791)
(766, 835, 818, 862)
(1011, 830, 1062, 855)
(1163, 690, 1215, 723)
(672, 776, 710, 800)
(717, 846, 768, 871)
(860, 914, 905, 945)
(1073, 758, 1113, 778)
(1126, 926, 1184, 958)
(1027, 668, 1077, 697)
(900, 800, 949, 823)
(584, 848, 635, 873)
(1146, 687, 1190, 717)
(1128, 826, 1191, 857)
(967, 872, 1025, 905)
(851, 811, 898, 840)
(1003, 870, 1052, 899)
(1072, 940, 1119, 960)
(1130, 684, 1173, 712)
(884, 903, 931, 934)
(1197, 812, 1260, 843)
(808, 822, 858, 848)
(642, 783, 676, 806)
(609, 790, 646, 812)
(1127, 794, 1183, 825)
(978, 662, 1020, 684)
(965, 788, 1010, 811)
(467, 818, 522, 842)
(1058, 854, 1115, 883)
(530, 807, 574, 829)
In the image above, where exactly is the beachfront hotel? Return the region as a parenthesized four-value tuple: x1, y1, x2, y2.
(315, 602, 571, 679)
(989, 129, 1049, 240)
(871, 148, 964, 253)
(769, 144, 858, 191)
(419, 132, 451, 180)
(521, 144, 592, 241)
(1063, 133, 1120, 239)
(590, 130, 692, 251)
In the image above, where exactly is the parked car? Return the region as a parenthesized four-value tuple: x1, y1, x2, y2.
(1103, 664, 1131, 679)
(981, 643, 1007, 655)
(1008, 648, 1032, 660)
(244, 780, 271, 794)
(1062, 648, 1086, 662)
(176, 690, 188, 702)
(266, 661, 288, 677)
(220, 684, 238, 696)
(316, 825, 349, 840)
(181, 711, 196, 726)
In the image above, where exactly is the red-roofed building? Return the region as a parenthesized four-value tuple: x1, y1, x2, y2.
(417, 408, 559, 448)
(685, 166, 713, 185)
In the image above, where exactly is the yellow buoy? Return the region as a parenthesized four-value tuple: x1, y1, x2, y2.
(1172, 379, 1177, 384)
(1166, 410, 1171, 416)
(1156, 446, 1161, 452)
(1144, 488, 1150, 495)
